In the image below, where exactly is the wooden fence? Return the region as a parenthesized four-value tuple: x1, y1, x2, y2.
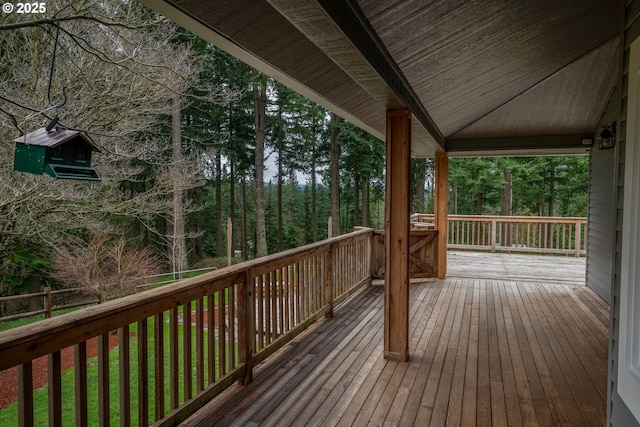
(412, 214, 587, 256)
(0, 228, 373, 427)
(0, 288, 98, 322)
(0, 267, 219, 323)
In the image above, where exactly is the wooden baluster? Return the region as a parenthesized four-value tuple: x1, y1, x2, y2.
(257, 275, 264, 350)
(97, 334, 109, 427)
(575, 220, 582, 257)
(207, 293, 215, 383)
(296, 261, 302, 324)
(301, 260, 308, 319)
(491, 218, 497, 252)
(218, 289, 226, 376)
(283, 265, 290, 331)
(239, 270, 255, 385)
(326, 248, 333, 317)
(74, 342, 88, 427)
(119, 326, 131, 427)
(278, 267, 284, 336)
(18, 362, 33, 427)
(229, 285, 236, 368)
(48, 351, 62, 427)
(265, 272, 271, 345)
(183, 302, 192, 400)
(196, 298, 204, 392)
(169, 308, 179, 410)
(154, 313, 165, 420)
(137, 319, 149, 426)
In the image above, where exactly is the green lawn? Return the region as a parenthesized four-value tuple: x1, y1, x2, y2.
(0, 295, 238, 426)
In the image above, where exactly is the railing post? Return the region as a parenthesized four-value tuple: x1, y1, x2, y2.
(574, 219, 582, 257)
(491, 219, 497, 253)
(44, 287, 52, 319)
(326, 245, 334, 317)
(239, 270, 255, 385)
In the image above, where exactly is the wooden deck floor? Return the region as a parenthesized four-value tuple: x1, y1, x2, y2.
(183, 254, 607, 427)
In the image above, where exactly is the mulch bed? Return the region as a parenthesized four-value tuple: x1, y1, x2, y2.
(0, 308, 221, 411)
(0, 333, 122, 410)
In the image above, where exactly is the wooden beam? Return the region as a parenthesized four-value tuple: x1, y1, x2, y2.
(384, 109, 411, 362)
(446, 134, 592, 156)
(435, 152, 449, 279)
(315, 0, 445, 149)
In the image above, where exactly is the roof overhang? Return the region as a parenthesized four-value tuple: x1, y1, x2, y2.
(140, 0, 622, 158)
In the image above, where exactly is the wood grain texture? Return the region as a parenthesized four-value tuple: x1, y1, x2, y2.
(183, 255, 607, 427)
(384, 109, 411, 361)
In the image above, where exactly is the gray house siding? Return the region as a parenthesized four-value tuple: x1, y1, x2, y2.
(587, 95, 618, 303)
(608, 1, 640, 425)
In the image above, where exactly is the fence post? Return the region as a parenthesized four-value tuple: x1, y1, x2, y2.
(325, 245, 333, 318)
(574, 220, 582, 257)
(239, 270, 255, 386)
(44, 287, 52, 319)
(491, 219, 497, 253)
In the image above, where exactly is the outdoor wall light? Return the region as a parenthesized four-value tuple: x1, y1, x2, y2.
(598, 122, 616, 150)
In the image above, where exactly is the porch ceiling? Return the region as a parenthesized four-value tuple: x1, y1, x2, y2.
(140, 0, 621, 157)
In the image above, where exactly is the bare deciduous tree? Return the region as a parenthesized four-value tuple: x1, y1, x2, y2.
(52, 233, 162, 302)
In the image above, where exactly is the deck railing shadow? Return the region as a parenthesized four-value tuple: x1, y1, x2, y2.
(0, 228, 373, 427)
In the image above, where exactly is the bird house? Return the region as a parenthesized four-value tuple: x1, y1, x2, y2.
(13, 128, 101, 181)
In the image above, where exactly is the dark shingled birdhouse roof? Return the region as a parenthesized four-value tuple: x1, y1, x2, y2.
(13, 128, 101, 152)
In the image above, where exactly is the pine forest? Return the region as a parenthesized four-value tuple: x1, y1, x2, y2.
(0, 0, 589, 305)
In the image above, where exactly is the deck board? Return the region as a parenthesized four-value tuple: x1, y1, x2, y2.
(182, 253, 608, 427)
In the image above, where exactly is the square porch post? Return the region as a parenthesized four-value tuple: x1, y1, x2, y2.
(384, 109, 411, 361)
(435, 151, 448, 279)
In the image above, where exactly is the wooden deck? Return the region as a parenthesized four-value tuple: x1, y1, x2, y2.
(447, 251, 586, 284)
(183, 253, 607, 427)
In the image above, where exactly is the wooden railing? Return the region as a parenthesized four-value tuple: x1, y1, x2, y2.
(372, 229, 439, 279)
(412, 214, 587, 256)
(0, 228, 373, 427)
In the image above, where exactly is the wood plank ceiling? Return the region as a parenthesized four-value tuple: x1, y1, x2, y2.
(140, 0, 621, 157)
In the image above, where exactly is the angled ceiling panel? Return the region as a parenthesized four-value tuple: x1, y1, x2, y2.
(451, 37, 620, 139)
(359, 0, 621, 138)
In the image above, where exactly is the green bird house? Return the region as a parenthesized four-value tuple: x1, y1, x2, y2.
(13, 128, 101, 181)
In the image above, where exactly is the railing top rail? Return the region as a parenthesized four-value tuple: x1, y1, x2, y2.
(412, 214, 587, 222)
(0, 227, 374, 371)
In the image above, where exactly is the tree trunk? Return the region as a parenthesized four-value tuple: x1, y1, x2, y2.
(502, 168, 513, 246)
(539, 174, 546, 216)
(311, 133, 318, 242)
(362, 179, 370, 227)
(330, 113, 340, 236)
(241, 173, 248, 260)
(548, 164, 555, 217)
(168, 95, 187, 275)
(277, 147, 284, 252)
(229, 158, 235, 256)
(412, 158, 427, 213)
(354, 175, 361, 226)
(475, 192, 483, 215)
(215, 143, 222, 257)
(502, 168, 512, 216)
(254, 79, 268, 257)
(453, 184, 458, 215)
